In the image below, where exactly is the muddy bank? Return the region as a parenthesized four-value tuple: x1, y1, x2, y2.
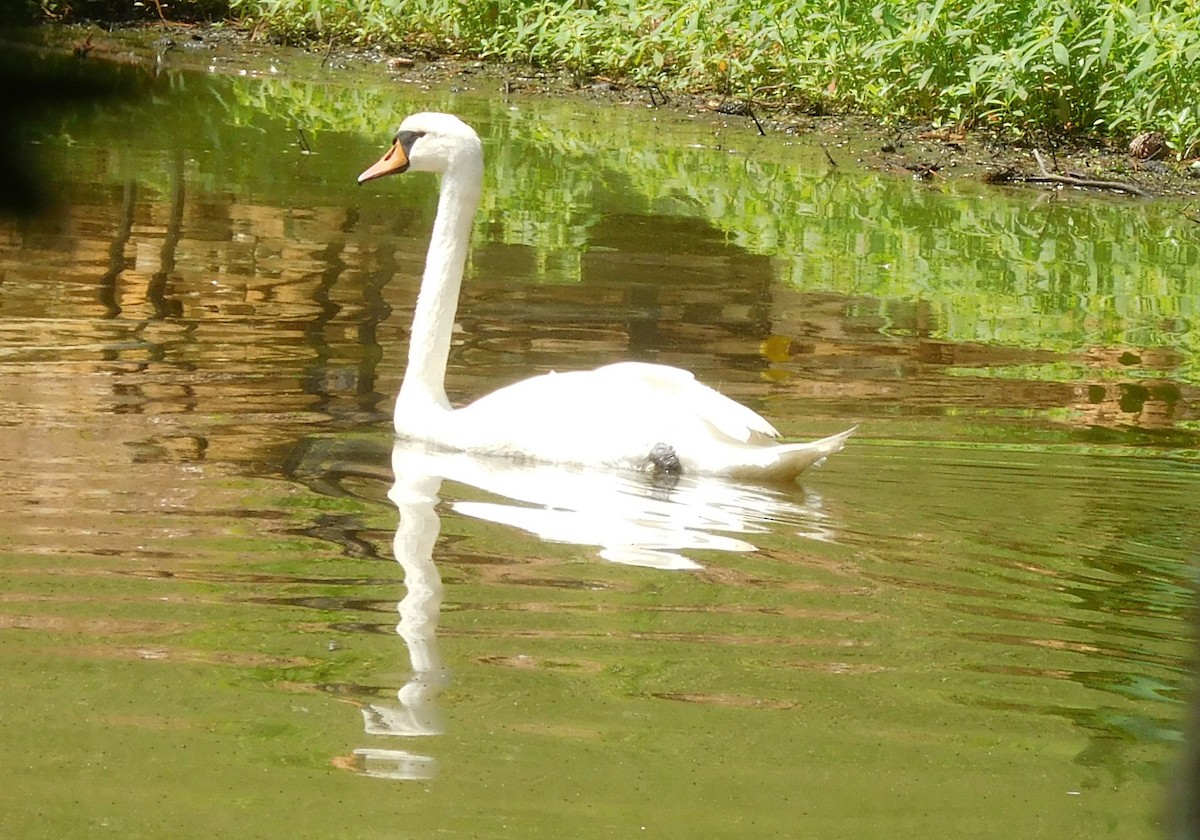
(15, 21, 1200, 200)
(499, 63, 1200, 201)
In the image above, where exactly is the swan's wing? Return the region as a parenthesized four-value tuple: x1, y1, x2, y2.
(457, 362, 781, 445)
(449, 369, 647, 459)
(592, 362, 781, 444)
(444, 362, 782, 467)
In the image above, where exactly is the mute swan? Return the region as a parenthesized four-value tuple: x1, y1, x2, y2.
(358, 112, 854, 480)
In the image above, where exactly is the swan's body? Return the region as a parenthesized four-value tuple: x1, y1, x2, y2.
(359, 113, 854, 480)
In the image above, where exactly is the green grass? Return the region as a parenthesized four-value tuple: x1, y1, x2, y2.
(239, 0, 1200, 156)
(36, 0, 1200, 156)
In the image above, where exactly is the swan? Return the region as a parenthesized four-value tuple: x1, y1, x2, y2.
(358, 112, 855, 481)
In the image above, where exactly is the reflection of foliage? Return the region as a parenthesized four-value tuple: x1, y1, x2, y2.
(231, 78, 399, 137)
(482, 103, 1200, 375)
(42, 67, 1200, 380)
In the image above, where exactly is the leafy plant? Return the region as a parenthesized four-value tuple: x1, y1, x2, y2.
(214, 0, 1200, 154)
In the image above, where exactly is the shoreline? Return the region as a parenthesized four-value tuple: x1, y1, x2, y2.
(13, 20, 1200, 200)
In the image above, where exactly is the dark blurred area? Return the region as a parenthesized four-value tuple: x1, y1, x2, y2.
(3, 1, 230, 27)
(0, 34, 141, 218)
(1171, 635, 1200, 839)
(0, 0, 228, 219)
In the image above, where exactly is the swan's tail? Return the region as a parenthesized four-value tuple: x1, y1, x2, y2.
(734, 425, 858, 482)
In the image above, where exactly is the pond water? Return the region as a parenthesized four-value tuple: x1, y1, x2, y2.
(1, 31, 1197, 839)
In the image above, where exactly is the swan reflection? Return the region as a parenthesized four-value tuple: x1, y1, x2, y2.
(350, 462, 447, 780)
(393, 439, 840, 571)
(351, 438, 841, 779)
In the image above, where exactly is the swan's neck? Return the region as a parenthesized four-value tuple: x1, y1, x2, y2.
(398, 154, 482, 415)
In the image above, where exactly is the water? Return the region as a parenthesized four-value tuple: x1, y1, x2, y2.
(0, 31, 1197, 838)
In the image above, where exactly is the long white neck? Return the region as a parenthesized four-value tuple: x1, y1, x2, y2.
(397, 151, 483, 416)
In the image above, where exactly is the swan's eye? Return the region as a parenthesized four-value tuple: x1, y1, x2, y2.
(395, 130, 426, 154)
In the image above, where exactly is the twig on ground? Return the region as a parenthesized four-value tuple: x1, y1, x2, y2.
(1027, 149, 1151, 197)
(904, 159, 941, 180)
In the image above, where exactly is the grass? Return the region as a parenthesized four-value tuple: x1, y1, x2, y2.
(32, 0, 1200, 156)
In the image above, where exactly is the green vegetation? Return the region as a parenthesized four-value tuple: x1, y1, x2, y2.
(22, 1, 1200, 155)
(218, 0, 1200, 156)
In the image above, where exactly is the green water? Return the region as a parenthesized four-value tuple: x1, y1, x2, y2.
(0, 31, 1196, 839)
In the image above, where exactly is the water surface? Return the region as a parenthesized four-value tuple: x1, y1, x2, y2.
(0, 33, 1196, 839)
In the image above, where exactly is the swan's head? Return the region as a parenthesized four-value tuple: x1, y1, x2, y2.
(357, 112, 482, 184)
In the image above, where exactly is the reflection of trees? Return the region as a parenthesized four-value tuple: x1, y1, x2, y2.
(11, 140, 1199, 450)
(7, 51, 1199, 447)
(1071, 347, 1192, 433)
(36, 54, 1199, 356)
(98, 180, 136, 319)
(1074, 379, 1187, 432)
(146, 148, 185, 320)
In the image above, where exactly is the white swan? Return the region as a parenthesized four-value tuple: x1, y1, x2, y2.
(358, 112, 855, 480)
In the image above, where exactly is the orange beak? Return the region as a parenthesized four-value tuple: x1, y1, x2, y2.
(357, 141, 410, 184)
